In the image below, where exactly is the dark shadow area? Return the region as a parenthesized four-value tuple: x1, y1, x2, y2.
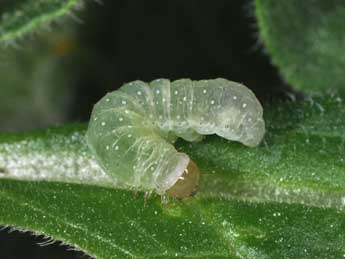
(0, 227, 89, 259)
(71, 0, 287, 121)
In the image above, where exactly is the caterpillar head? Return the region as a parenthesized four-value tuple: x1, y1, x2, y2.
(166, 159, 200, 199)
(216, 103, 265, 147)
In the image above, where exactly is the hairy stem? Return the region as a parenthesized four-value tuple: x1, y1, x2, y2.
(0, 0, 82, 43)
(199, 172, 345, 210)
(0, 125, 112, 188)
(1, 124, 344, 211)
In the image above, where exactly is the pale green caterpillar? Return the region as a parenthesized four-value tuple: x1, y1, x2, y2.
(86, 78, 265, 198)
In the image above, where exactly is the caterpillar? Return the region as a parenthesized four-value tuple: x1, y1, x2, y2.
(86, 78, 265, 198)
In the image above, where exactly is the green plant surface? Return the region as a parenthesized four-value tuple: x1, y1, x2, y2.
(0, 0, 82, 44)
(0, 95, 344, 258)
(255, 0, 345, 94)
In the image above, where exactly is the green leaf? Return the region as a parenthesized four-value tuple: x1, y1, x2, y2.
(255, 0, 345, 93)
(0, 0, 82, 44)
(0, 95, 344, 258)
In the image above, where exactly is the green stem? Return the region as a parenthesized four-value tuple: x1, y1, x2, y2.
(1, 124, 344, 210)
(0, 124, 113, 188)
(0, 0, 82, 43)
(199, 172, 345, 210)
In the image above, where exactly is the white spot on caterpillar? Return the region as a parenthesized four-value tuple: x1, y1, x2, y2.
(137, 91, 142, 95)
(233, 96, 237, 100)
(119, 117, 124, 122)
(211, 100, 215, 104)
(242, 103, 247, 108)
(122, 100, 127, 105)
(101, 122, 106, 126)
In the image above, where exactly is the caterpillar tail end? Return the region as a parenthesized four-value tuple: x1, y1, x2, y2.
(167, 159, 200, 199)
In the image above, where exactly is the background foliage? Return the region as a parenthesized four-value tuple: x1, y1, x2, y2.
(256, 0, 345, 94)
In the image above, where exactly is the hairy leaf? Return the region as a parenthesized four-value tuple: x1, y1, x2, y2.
(255, 0, 345, 93)
(0, 95, 344, 258)
(0, 0, 82, 44)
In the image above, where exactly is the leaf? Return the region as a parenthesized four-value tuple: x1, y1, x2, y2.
(0, 0, 82, 44)
(255, 0, 345, 93)
(0, 95, 344, 258)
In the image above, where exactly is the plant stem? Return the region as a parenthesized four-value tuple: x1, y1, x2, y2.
(1, 124, 344, 210)
(0, 125, 113, 188)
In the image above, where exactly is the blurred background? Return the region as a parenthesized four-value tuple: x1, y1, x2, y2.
(0, 0, 284, 258)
